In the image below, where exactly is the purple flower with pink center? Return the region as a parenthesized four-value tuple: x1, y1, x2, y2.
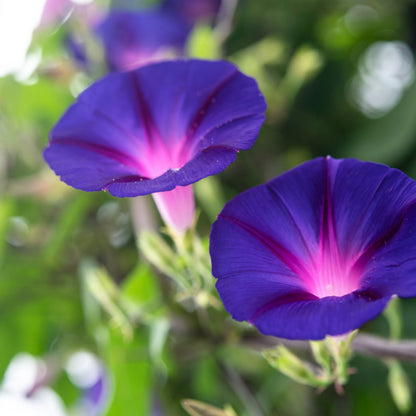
(210, 156, 416, 340)
(95, 9, 192, 71)
(43, 59, 266, 233)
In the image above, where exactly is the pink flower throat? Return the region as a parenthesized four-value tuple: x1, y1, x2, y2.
(305, 250, 361, 298)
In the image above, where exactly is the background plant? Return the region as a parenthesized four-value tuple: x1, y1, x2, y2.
(2, 0, 416, 415)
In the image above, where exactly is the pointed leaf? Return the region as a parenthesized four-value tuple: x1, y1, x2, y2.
(182, 399, 237, 416)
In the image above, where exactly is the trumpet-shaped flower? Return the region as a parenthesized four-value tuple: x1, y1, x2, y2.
(210, 157, 416, 340)
(95, 9, 191, 71)
(44, 59, 266, 232)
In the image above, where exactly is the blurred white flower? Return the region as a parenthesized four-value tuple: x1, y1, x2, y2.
(66, 351, 110, 416)
(0, 0, 93, 79)
(0, 351, 109, 416)
(0, 0, 45, 77)
(0, 353, 67, 416)
(349, 41, 414, 118)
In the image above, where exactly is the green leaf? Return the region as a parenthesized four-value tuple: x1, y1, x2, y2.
(324, 331, 357, 385)
(182, 399, 237, 416)
(194, 176, 226, 221)
(187, 25, 221, 60)
(139, 231, 189, 289)
(0, 76, 72, 127)
(103, 328, 153, 416)
(121, 261, 160, 305)
(44, 192, 92, 264)
(387, 360, 412, 414)
(0, 197, 13, 265)
(80, 260, 134, 340)
(384, 297, 402, 340)
(281, 45, 324, 101)
(263, 345, 329, 388)
(149, 318, 169, 374)
(310, 340, 332, 374)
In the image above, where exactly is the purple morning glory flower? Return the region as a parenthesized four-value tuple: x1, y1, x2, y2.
(95, 9, 192, 71)
(161, 0, 222, 24)
(210, 157, 416, 340)
(44, 59, 266, 232)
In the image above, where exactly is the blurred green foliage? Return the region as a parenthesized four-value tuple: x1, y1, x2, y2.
(2, 0, 416, 415)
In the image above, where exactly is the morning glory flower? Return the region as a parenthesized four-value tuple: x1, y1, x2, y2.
(44, 59, 266, 233)
(161, 0, 222, 24)
(210, 157, 416, 340)
(95, 9, 192, 71)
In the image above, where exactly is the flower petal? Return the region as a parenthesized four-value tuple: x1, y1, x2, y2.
(212, 158, 327, 277)
(105, 145, 238, 197)
(129, 59, 266, 151)
(360, 203, 416, 298)
(43, 139, 144, 192)
(211, 216, 313, 324)
(44, 59, 266, 197)
(330, 158, 416, 262)
(152, 185, 195, 232)
(251, 292, 391, 340)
